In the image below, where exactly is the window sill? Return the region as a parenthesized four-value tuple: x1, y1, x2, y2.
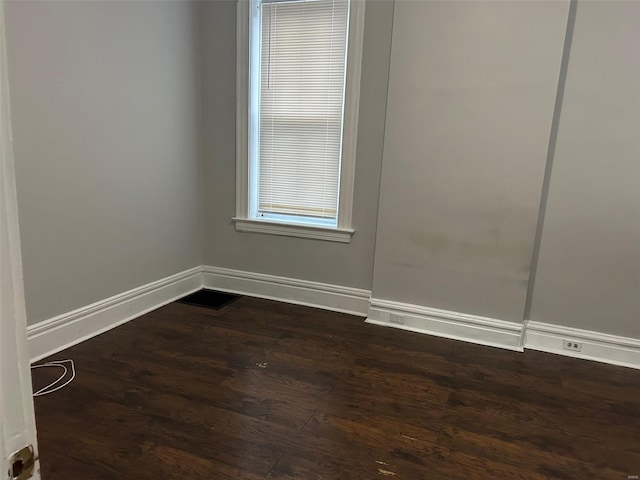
(233, 218, 354, 243)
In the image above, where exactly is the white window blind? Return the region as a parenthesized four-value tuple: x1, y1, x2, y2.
(256, 0, 350, 222)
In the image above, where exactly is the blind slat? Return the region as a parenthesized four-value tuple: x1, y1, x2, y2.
(256, 0, 349, 220)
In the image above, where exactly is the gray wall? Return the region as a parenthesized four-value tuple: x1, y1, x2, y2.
(8, 0, 637, 340)
(529, 1, 640, 338)
(6, 1, 202, 325)
(371, 0, 570, 322)
(199, 0, 393, 289)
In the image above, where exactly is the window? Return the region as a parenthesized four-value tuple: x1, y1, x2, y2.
(235, 0, 365, 243)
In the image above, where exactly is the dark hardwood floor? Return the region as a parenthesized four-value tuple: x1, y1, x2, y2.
(32, 296, 640, 479)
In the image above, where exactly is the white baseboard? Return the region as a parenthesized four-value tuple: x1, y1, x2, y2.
(27, 267, 202, 363)
(202, 266, 370, 316)
(366, 298, 524, 352)
(25, 262, 640, 371)
(525, 321, 640, 370)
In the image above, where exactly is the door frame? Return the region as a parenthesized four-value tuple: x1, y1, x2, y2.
(0, 0, 40, 478)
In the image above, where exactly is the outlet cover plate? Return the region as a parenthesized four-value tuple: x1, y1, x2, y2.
(563, 340, 583, 352)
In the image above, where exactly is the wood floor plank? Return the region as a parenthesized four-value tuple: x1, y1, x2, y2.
(32, 296, 640, 479)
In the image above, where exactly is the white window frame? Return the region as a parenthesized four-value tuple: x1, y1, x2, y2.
(234, 0, 365, 243)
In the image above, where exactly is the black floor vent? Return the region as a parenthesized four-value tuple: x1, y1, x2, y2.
(177, 290, 241, 310)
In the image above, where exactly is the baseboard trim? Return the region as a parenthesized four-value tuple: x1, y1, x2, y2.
(525, 321, 640, 370)
(202, 266, 370, 316)
(366, 298, 524, 352)
(25, 263, 640, 370)
(27, 267, 202, 363)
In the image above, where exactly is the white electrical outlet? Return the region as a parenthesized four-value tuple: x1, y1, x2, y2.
(389, 313, 404, 325)
(562, 339, 583, 352)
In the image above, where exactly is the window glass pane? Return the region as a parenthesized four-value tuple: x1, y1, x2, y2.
(257, 0, 349, 221)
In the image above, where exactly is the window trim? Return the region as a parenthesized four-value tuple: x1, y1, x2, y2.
(235, 0, 365, 243)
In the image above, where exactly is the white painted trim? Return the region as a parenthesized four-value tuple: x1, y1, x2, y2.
(233, 217, 354, 243)
(234, 0, 365, 238)
(22, 261, 640, 371)
(337, 0, 365, 230)
(367, 298, 524, 352)
(525, 321, 640, 370)
(1, 1, 41, 475)
(235, 0, 250, 219)
(27, 267, 202, 363)
(202, 266, 370, 316)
